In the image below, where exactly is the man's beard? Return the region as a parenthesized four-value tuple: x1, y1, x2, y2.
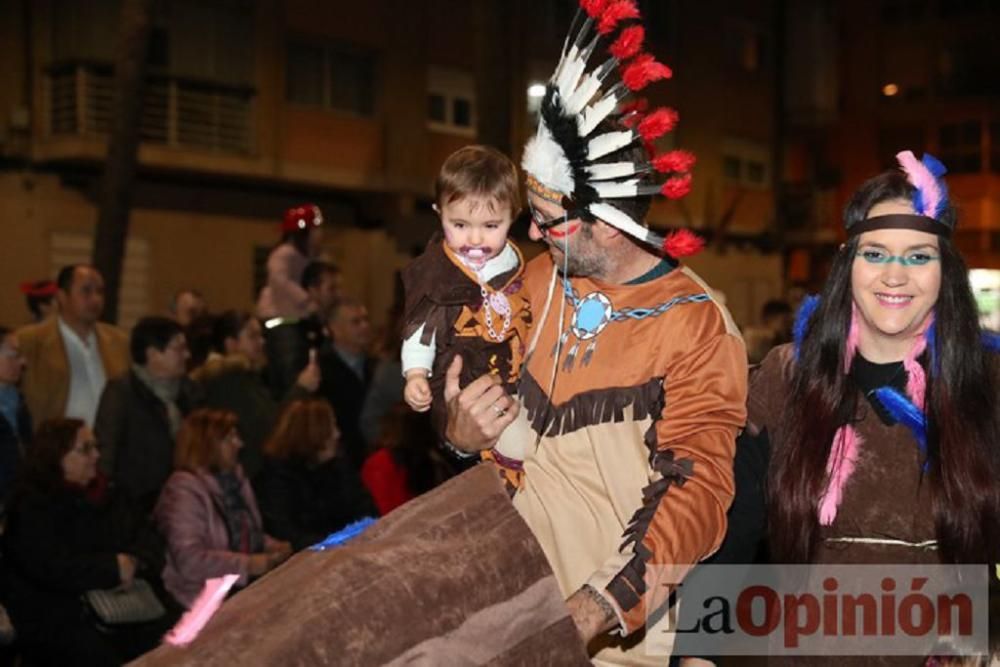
(547, 225, 605, 278)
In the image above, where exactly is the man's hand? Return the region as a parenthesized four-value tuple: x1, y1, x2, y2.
(443, 355, 518, 453)
(295, 348, 321, 393)
(566, 587, 617, 644)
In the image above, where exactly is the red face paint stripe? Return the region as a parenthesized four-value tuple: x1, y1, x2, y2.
(548, 222, 581, 239)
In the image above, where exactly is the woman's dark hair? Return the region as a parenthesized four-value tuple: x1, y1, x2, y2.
(211, 310, 254, 355)
(769, 169, 1000, 564)
(13, 418, 86, 497)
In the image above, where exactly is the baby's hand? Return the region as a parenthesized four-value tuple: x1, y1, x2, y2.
(404, 373, 433, 412)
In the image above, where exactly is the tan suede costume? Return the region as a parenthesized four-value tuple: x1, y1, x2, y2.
(507, 252, 747, 665)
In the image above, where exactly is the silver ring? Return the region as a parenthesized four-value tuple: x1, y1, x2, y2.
(492, 404, 507, 417)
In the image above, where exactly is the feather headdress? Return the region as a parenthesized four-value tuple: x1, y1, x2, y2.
(521, 0, 702, 257)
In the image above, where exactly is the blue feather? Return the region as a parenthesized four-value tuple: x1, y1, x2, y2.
(793, 295, 820, 360)
(309, 517, 378, 551)
(921, 153, 950, 219)
(922, 153, 947, 178)
(911, 189, 925, 218)
(982, 331, 1000, 353)
(873, 386, 927, 457)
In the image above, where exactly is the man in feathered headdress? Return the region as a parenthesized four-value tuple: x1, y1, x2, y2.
(443, 1, 748, 663)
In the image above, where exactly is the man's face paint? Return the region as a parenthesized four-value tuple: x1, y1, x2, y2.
(527, 195, 584, 244)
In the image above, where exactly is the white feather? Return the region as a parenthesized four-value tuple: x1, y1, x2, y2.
(522, 124, 575, 196)
(578, 93, 618, 138)
(556, 55, 588, 101)
(592, 179, 642, 199)
(553, 45, 579, 90)
(565, 72, 603, 116)
(587, 162, 640, 180)
(589, 202, 655, 244)
(588, 131, 635, 161)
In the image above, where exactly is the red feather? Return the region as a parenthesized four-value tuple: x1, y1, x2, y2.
(610, 26, 645, 60)
(662, 228, 704, 257)
(622, 112, 644, 129)
(622, 53, 673, 91)
(580, 0, 610, 19)
(618, 97, 648, 115)
(637, 107, 679, 141)
(597, 0, 640, 35)
(661, 174, 693, 200)
(651, 149, 697, 173)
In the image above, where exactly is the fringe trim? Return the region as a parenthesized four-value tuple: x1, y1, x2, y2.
(606, 450, 694, 613)
(519, 370, 664, 437)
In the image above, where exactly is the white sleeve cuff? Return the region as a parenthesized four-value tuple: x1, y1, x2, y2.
(401, 325, 436, 376)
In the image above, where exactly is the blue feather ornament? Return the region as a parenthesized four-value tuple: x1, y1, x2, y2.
(309, 517, 378, 551)
(873, 386, 927, 459)
(982, 331, 1000, 353)
(793, 295, 820, 360)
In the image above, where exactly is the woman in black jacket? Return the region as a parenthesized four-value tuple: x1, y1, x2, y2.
(254, 399, 376, 551)
(3, 418, 172, 666)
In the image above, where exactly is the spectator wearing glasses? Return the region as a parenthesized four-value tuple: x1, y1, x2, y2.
(95, 317, 202, 515)
(3, 419, 173, 666)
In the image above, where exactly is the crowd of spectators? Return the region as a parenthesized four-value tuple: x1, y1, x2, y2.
(0, 256, 458, 665)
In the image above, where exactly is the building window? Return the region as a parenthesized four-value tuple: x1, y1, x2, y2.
(723, 138, 770, 189)
(286, 41, 376, 116)
(937, 40, 1000, 98)
(427, 67, 476, 136)
(724, 156, 742, 180)
(939, 120, 982, 174)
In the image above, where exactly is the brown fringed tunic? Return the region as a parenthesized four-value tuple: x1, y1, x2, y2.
(750, 344, 953, 666)
(401, 236, 531, 437)
(509, 252, 748, 665)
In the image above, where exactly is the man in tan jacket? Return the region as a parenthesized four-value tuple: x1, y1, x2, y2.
(17, 265, 129, 428)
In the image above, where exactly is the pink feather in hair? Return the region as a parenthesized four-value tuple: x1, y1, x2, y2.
(164, 574, 240, 646)
(903, 317, 932, 409)
(818, 425, 862, 526)
(896, 150, 942, 218)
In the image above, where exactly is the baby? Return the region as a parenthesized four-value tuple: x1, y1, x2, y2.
(401, 145, 530, 485)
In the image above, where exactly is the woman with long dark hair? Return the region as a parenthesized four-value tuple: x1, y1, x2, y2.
(737, 153, 1000, 664)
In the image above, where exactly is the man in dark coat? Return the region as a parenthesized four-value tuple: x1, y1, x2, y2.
(318, 298, 374, 469)
(95, 317, 201, 515)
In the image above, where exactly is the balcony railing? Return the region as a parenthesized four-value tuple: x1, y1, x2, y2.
(46, 62, 255, 155)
